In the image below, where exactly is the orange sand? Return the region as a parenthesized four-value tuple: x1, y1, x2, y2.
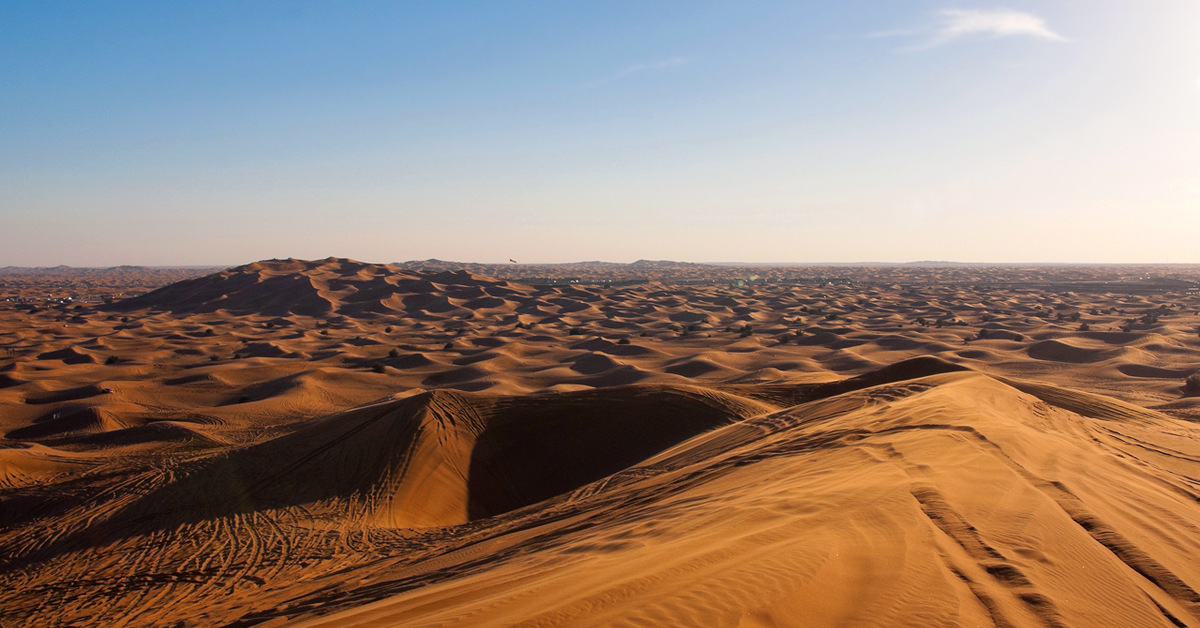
(2, 258, 1199, 626)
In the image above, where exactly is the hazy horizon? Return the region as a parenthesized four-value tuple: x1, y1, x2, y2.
(3, 2, 1198, 266)
(7, 257, 1200, 271)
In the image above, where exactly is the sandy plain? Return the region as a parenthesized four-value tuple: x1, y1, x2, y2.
(2, 257, 1200, 627)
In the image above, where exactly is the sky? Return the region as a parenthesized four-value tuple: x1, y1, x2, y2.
(2, 1, 1198, 266)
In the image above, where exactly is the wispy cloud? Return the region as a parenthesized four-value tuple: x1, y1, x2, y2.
(870, 9, 1069, 49)
(933, 9, 1068, 45)
(581, 57, 688, 88)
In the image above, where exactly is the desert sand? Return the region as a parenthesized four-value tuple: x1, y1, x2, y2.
(2, 257, 1200, 626)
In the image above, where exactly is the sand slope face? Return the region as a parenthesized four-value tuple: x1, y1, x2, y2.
(287, 372, 1200, 628)
(1, 364, 1199, 627)
(78, 384, 776, 535)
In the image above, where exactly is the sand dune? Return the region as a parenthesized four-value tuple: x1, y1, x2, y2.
(1026, 339, 1124, 363)
(2, 259, 1200, 626)
(7, 405, 131, 440)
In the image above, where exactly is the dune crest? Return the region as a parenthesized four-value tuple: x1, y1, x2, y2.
(109, 257, 531, 319)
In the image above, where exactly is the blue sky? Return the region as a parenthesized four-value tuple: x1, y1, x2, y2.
(2, 1, 1198, 265)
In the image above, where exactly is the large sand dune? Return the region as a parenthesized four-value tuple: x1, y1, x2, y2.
(2, 258, 1200, 626)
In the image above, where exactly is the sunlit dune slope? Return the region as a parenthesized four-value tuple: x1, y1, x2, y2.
(291, 369, 1200, 628)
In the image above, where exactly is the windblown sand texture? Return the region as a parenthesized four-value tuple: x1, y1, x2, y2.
(2, 258, 1200, 626)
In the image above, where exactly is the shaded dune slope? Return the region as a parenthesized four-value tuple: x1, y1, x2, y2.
(7, 406, 131, 440)
(106, 384, 779, 534)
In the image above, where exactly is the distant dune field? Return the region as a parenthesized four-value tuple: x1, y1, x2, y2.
(2, 258, 1199, 626)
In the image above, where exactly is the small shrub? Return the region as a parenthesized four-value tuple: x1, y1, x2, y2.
(372, 363, 387, 374)
(443, 341, 455, 350)
(384, 326, 394, 333)
(105, 355, 120, 365)
(388, 348, 399, 358)
(617, 337, 631, 345)
(568, 327, 586, 336)
(1184, 374, 1200, 396)
(1079, 322, 1090, 332)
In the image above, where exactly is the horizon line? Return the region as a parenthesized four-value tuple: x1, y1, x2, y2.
(4, 259, 1200, 270)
